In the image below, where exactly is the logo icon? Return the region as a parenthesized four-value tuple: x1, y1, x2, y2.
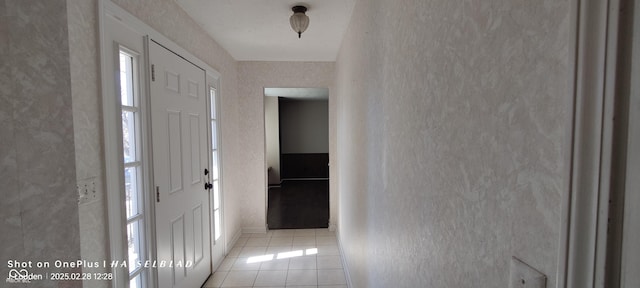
(6, 269, 32, 284)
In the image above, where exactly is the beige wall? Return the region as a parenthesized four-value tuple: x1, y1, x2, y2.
(1, 1, 82, 287)
(237, 61, 336, 231)
(335, 0, 570, 287)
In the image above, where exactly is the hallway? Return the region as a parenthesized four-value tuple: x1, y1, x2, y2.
(3, 0, 621, 287)
(203, 229, 346, 287)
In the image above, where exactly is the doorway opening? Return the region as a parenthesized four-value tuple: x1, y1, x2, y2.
(264, 88, 330, 229)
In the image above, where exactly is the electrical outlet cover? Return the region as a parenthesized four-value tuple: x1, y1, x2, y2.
(509, 256, 547, 288)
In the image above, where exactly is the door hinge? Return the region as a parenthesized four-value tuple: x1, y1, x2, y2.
(151, 64, 156, 82)
(156, 186, 160, 203)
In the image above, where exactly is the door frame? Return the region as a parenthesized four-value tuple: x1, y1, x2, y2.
(99, 1, 223, 287)
(558, 0, 630, 287)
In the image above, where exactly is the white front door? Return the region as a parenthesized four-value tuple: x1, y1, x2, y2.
(149, 40, 211, 288)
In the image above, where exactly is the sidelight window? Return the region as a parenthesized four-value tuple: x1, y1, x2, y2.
(120, 49, 147, 288)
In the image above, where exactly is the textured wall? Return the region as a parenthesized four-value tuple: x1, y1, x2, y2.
(335, 0, 569, 287)
(66, 1, 110, 287)
(0, 1, 82, 287)
(237, 61, 336, 231)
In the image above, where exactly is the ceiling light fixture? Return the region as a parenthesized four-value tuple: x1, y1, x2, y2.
(289, 5, 309, 38)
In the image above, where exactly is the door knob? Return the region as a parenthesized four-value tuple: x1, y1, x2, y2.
(204, 182, 213, 190)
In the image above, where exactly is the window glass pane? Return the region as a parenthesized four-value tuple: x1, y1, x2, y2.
(212, 151, 219, 180)
(124, 167, 139, 219)
(127, 220, 142, 273)
(209, 88, 216, 119)
(214, 209, 221, 241)
(122, 111, 137, 163)
(119, 53, 134, 107)
(211, 120, 217, 150)
(213, 180, 219, 210)
(130, 274, 142, 288)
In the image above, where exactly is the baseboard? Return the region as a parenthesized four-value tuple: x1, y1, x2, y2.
(226, 228, 242, 255)
(280, 177, 330, 181)
(329, 221, 337, 232)
(336, 229, 353, 288)
(242, 226, 267, 234)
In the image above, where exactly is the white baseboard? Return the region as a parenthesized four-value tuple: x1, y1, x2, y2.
(336, 229, 353, 288)
(329, 221, 337, 232)
(226, 229, 242, 255)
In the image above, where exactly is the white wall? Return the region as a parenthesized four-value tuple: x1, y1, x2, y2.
(265, 96, 280, 185)
(335, 0, 570, 287)
(279, 99, 329, 154)
(237, 61, 336, 232)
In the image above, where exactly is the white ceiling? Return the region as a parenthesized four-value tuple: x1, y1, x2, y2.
(175, 0, 356, 61)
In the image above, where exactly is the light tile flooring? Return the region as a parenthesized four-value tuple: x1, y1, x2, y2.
(202, 229, 347, 288)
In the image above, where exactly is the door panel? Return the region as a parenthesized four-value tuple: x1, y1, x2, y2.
(167, 110, 183, 194)
(189, 114, 201, 184)
(149, 40, 211, 288)
(171, 215, 185, 284)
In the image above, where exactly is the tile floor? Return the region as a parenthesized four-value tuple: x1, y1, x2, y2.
(202, 229, 347, 288)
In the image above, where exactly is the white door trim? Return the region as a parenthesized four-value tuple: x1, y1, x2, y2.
(558, 0, 622, 287)
(99, 1, 223, 287)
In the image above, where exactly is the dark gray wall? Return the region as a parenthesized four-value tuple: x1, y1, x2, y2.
(279, 99, 329, 154)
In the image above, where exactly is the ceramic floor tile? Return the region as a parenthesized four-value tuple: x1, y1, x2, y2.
(246, 232, 272, 238)
(269, 236, 294, 246)
(218, 257, 236, 271)
(317, 269, 346, 286)
(227, 247, 242, 257)
(246, 237, 271, 246)
(271, 230, 295, 237)
(266, 246, 295, 255)
(316, 256, 342, 269)
(315, 246, 340, 256)
(293, 236, 316, 246)
(212, 229, 346, 288)
(286, 269, 317, 286)
(314, 229, 336, 236)
(291, 245, 318, 253)
(235, 237, 249, 247)
(239, 246, 267, 257)
(259, 258, 289, 270)
(289, 256, 317, 270)
(203, 271, 228, 287)
(253, 270, 287, 287)
(293, 229, 316, 237)
(315, 236, 337, 246)
(231, 257, 262, 271)
(221, 270, 258, 287)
